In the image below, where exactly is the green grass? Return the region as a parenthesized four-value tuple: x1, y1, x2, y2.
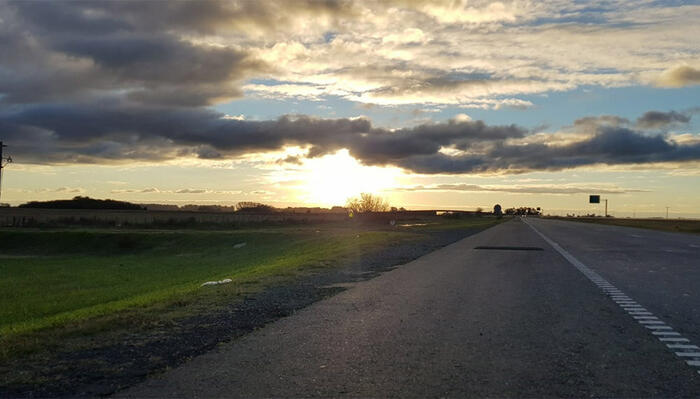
(0, 227, 428, 338)
(0, 216, 502, 352)
(549, 217, 700, 234)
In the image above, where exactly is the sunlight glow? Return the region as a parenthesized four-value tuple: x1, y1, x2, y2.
(296, 150, 400, 207)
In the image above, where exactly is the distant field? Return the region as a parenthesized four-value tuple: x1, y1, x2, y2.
(549, 217, 700, 234)
(0, 217, 500, 341)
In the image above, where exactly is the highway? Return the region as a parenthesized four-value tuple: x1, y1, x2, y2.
(119, 218, 700, 397)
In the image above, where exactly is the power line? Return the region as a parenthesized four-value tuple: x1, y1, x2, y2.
(0, 141, 13, 204)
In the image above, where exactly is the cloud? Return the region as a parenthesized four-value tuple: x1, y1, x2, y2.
(655, 65, 700, 88)
(111, 187, 245, 195)
(572, 115, 630, 133)
(1, 2, 700, 177)
(175, 189, 208, 194)
(635, 110, 691, 129)
(2, 1, 699, 110)
(276, 155, 304, 165)
(572, 111, 693, 133)
(0, 2, 268, 106)
(49, 187, 85, 194)
(2, 101, 700, 175)
(397, 184, 649, 195)
(111, 188, 159, 194)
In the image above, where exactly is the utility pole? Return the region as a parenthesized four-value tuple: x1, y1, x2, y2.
(666, 206, 670, 219)
(0, 141, 12, 204)
(604, 198, 608, 217)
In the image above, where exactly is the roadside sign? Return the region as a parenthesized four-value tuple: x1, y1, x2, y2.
(589, 195, 600, 204)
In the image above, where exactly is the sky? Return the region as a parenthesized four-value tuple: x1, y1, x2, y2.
(0, 0, 699, 217)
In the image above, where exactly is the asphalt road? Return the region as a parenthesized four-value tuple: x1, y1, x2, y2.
(119, 218, 700, 397)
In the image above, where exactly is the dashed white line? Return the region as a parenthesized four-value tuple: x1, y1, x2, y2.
(524, 220, 700, 375)
(660, 337, 690, 342)
(668, 345, 700, 350)
(676, 352, 700, 357)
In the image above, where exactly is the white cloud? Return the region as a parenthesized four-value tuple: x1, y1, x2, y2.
(244, 2, 700, 106)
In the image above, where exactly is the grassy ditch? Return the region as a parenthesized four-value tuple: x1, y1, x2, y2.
(0, 217, 504, 395)
(0, 217, 500, 341)
(0, 229, 403, 338)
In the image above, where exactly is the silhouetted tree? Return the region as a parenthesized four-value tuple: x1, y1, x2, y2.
(346, 193, 390, 213)
(18, 196, 144, 210)
(493, 204, 503, 218)
(235, 201, 276, 213)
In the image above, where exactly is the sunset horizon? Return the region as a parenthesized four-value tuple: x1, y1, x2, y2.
(0, 1, 698, 218)
(3, 2, 700, 396)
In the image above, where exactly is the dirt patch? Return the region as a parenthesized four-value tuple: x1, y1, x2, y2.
(0, 227, 485, 398)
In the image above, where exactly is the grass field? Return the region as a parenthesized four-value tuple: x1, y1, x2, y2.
(548, 217, 700, 234)
(0, 217, 500, 343)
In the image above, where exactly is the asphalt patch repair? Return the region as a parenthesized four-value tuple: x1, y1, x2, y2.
(1, 227, 490, 398)
(474, 246, 544, 251)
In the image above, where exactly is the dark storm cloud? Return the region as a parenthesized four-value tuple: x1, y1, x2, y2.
(9, 0, 354, 35)
(3, 99, 699, 173)
(635, 111, 691, 129)
(0, 1, 267, 106)
(0, 101, 520, 165)
(393, 127, 700, 174)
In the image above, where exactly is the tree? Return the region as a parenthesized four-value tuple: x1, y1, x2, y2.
(346, 193, 390, 213)
(235, 201, 276, 213)
(18, 196, 144, 210)
(493, 204, 503, 218)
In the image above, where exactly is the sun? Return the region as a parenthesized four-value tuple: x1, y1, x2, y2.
(298, 150, 400, 207)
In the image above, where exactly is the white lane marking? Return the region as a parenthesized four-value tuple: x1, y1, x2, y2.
(630, 234, 643, 238)
(660, 337, 690, 342)
(524, 220, 700, 375)
(668, 345, 700, 350)
(690, 244, 700, 249)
